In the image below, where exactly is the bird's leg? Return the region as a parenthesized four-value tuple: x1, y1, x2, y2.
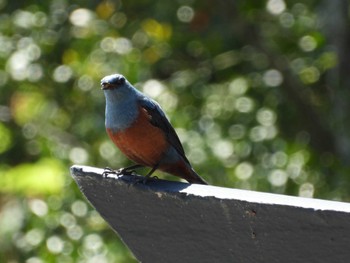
(141, 162, 160, 184)
(130, 162, 160, 185)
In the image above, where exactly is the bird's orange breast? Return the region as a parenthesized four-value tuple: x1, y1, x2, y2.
(107, 106, 168, 167)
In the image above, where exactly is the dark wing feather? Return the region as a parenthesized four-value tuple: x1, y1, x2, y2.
(139, 98, 190, 164)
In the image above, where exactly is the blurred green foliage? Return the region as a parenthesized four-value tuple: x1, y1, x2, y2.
(1, 0, 350, 262)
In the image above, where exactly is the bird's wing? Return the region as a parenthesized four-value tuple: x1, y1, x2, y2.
(138, 97, 190, 164)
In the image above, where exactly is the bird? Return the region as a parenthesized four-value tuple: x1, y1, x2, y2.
(101, 73, 207, 185)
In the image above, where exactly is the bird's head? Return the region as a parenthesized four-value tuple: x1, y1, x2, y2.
(101, 74, 126, 90)
(101, 74, 137, 102)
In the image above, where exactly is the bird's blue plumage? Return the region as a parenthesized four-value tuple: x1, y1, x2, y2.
(102, 74, 143, 132)
(101, 73, 208, 184)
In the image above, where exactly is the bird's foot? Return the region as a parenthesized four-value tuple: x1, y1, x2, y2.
(103, 165, 142, 178)
(117, 164, 144, 176)
(131, 175, 159, 185)
(116, 167, 137, 176)
(102, 167, 119, 177)
(102, 165, 159, 184)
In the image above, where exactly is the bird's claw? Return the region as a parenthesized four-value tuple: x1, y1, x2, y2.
(102, 167, 118, 177)
(116, 167, 137, 176)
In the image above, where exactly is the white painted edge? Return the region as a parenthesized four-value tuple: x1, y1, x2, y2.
(72, 165, 350, 213)
(183, 184, 350, 213)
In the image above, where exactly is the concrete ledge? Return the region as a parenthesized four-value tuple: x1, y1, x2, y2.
(70, 165, 350, 263)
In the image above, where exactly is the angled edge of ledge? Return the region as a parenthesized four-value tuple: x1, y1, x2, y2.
(70, 164, 350, 213)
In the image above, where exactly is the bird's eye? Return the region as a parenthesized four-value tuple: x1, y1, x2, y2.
(116, 76, 125, 85)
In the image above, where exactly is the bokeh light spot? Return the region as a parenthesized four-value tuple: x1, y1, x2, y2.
(266, 0, 286, 15)
(69, 8, 94, 27)
(188, 148, 207, 164)
(67, 225, 84, 241)
(77, 75, 94, 91)
(29, 199, 48, 217)
(26, 257, 44, 263)
(7, 50, 30, 80)
(60, 212, 76, 228)
(279, 12, 294, 28)
(143, 79, 165, 98)
(114, 37, 132, 54)
(235, 162, 254, 180)
(177, 6, 194, 23)
(256, 108, 276, 126)
(46, 236, 64, 254)
(71, 200, 88, 217)
(268, 169, 288, 186)
(212, 140, 234, 160)
(299, 66, 320, 84)
(13, 10, 35, 28)
(229, 77, 249, 95)
(83, 234, 103, 252)
(271, 151, 288, 167)
(299, 182, 314, 198)
(263, 69, 283, 87)
(69, 147, 88, 164)
(235, 97, 254, 113)
(25, 228, 44, 247)
(299, 35, 317, 52)
(53, 65, 73, 83)
(250, 126, 268, 142)
(99, 141, 117, 160)
(213, 50, 240, 70)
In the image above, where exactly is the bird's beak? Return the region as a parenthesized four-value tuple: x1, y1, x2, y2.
(101, 82, 111, 90)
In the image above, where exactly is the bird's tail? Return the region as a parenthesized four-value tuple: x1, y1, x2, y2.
(185, 168, 208, 185)
(160, 161, 208, 185)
